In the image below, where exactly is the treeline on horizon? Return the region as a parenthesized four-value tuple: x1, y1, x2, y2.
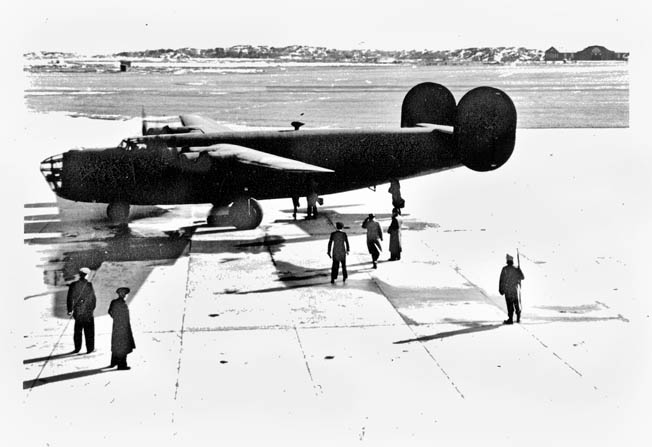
(28, 45, 545, 63)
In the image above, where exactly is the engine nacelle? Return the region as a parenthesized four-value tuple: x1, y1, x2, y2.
(401, 82, 517, 172)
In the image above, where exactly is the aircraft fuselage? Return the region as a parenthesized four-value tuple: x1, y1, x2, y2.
(51, 127, 459, 206)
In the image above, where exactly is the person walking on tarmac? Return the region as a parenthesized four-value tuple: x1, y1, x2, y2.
(108, 287, 136, 370)
(327, 222, 350, 283)
(499, 254, 525, 324)
(362, 213, 383, 269)
(66, 267, 96, 354)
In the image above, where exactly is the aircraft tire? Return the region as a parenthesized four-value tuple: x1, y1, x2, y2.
(107, 202, 130, 224)
(229, 198, 263, 230)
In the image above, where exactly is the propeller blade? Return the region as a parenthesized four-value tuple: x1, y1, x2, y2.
(141, 106, 147, 135)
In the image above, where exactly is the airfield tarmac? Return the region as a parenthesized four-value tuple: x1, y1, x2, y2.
(17, 124, 652, 445)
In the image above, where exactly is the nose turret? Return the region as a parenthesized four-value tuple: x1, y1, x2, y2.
(40, 153, 64, 193)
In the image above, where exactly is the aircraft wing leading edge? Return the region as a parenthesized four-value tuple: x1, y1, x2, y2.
(203, 143, 334, 173)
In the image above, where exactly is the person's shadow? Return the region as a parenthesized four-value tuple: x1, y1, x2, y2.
(23, 365, 115, 390)
(394, 322, 503, 344)
(23, 350, 81, 365)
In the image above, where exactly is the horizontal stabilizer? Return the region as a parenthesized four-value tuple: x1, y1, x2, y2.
(202, 144, 334, 173)
(180, 114, 232, 133)
(415, 123, 454, 134)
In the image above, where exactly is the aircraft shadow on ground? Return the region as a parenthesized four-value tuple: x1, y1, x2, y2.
(24, 202, 169, 242)
(511, 303, 628, 323)
(23, 366, 113, 390)
(23, 201, 256, 319)
(24, 205, 436, 318)
(25, 219, 199, 318)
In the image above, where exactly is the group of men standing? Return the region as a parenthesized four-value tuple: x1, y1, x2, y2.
(327, 208, 404, 283)
(66, 268, 136, 370)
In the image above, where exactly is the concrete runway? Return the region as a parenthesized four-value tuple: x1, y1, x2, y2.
(17, 128, 652, 445)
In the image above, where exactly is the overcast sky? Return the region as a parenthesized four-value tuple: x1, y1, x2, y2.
(17, 0, 642, 54)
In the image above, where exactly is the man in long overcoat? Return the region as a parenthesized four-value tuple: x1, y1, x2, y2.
(388, 179, 405, 215)
(108, 287, 136, 370)
(387, 208, 402, 261)
(327, 221, 350, 283)
(362, 213, 383, 268)
(66, 267, 96, 353)
(499, 254, 525, 324)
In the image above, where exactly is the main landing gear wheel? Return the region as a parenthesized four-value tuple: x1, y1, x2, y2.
(107, 202, 130, 224)
(229, 198, 263, 230)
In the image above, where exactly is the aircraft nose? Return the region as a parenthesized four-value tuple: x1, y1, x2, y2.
(40, 153, 64, 193)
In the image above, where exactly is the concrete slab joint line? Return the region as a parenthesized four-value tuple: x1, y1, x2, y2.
(294, 326, 321, 396)
(172, 255, 193, 404)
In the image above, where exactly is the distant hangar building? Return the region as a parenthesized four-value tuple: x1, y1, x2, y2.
(544, 45, 628, 61)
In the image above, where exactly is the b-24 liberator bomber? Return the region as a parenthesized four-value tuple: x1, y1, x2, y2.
(40, 82, 517, 229)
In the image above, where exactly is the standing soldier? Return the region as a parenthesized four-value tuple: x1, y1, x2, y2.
(66, 267, 96, 354)
(306, 178, 319, 219)
(327, 222, 350, 283)
(306, 192, 318, 219)
(499, 254, 525, 324)
(362, 213, 383, 269)
(291, 196, 300, 220)
(108, 287, 136, 370)
(387, 208, 402, 261)
(388, 178, 405, 215)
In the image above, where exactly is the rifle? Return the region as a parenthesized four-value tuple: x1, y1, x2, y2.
(517, 249, 522, 312)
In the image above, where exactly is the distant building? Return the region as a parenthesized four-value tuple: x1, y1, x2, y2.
(575, 45, 617, 61)
(544, 47, 574, 61)
(545, 45, 628, 61)
(119, 60, 132, 72)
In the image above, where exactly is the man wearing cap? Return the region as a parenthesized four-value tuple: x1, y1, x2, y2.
(499, 254, 525, 324)
(66, 267, 96, 353)
(108, 287, 136, 370)
(327, 222, 350, 283)
(362, 213, 383, 269)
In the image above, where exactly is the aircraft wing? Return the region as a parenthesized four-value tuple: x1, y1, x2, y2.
(202, 144, 334, 173)
(180, 114, 232, 133)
